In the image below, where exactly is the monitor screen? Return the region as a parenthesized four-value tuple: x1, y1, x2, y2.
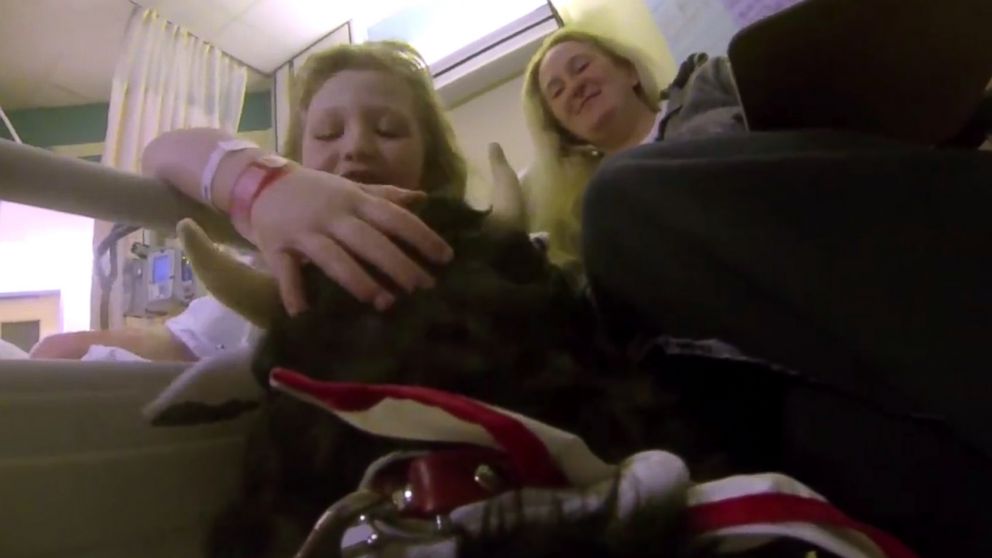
(181, 256, 193, 282)
(152, 254, 171, 283)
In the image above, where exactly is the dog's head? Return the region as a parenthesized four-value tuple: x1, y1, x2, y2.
(179, 197, 646, 445)
(254, 197, 593, 391)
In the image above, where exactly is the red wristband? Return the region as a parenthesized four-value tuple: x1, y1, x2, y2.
(229, 154, 292, 240)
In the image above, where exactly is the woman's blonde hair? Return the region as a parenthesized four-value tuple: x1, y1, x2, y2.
(283, 41, 466, 198)
(521, 28, 665, 270)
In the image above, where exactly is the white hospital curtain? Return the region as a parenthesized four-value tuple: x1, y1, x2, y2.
(93, 7, 247, 329)
(102, 7, 247, 172)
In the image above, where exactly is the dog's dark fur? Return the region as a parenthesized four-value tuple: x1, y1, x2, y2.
(207, 197, 744, 558)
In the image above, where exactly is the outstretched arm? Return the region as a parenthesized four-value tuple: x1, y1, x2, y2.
(143, 128, 452, 315)
(30, 327, 196, 361)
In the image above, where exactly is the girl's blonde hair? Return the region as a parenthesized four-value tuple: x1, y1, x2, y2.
(283, 41, 467, 198)
(521, 28, 665, 270)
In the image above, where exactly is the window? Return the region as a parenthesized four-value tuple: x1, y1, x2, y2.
(354, 1, 558, 107)
(362, 0, 554, 74)
(647, 0, 803, 60)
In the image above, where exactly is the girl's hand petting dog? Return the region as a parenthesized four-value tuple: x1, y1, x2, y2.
(249, 167, 454, 315)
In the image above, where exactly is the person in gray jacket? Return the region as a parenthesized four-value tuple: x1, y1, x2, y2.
(521, 15, 992, 558)
(517, 27, 744, 274)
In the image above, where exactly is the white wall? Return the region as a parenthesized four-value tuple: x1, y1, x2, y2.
(0, 203, 93, 333)
(446, 74, 532, 209)
(273, 24, 352, 152)
(0, 291, 61, 345)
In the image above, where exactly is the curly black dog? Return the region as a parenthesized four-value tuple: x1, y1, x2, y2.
(195, 197, 787, 558)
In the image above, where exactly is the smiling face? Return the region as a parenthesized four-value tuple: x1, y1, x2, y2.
(537, 40, 647, 151)
(301, 69, 426, 191)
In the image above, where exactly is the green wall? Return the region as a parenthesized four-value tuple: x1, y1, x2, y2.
(239, 91, 272, 133)
(1, 102, 109, 147)
(0, 90, 272, 148)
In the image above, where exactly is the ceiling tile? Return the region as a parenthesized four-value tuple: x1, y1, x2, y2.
(0, 1, 65, 78)
(216, 20, 294, 74)
(0, 0, 94, 110)
(239, 0, 351, 50)
(0, 0, 379, 109)
(216, 0, 260, 17)
(48, 0, 132, 104)
(0, 78, 44, 111)
(63, 0, 133, 11)
(154, 0, 242, 36)
(31, 83, 94, 108)
(49, 59, 117, 106)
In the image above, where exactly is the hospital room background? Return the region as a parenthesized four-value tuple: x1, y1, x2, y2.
(6, 1, 991, 557)
(0, 0, 791, 351)
(0, 1, 791, 552)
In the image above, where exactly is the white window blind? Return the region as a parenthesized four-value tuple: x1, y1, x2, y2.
(363, 0, 552, 73)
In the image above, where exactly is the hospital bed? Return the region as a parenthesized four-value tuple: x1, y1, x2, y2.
(0, 139, 257, 558)
(0, 139, 250, 248)
(0, 359, 253, 558)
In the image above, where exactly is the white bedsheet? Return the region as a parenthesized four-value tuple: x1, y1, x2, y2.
(80, 344, 149, 362)
(0, 338, 28, 359)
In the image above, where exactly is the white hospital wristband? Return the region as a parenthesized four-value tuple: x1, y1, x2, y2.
(201, 138, 258, 209)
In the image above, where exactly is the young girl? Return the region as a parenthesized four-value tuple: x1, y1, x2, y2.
(32, 40, 466, 361)
(153, 39, 469, 306)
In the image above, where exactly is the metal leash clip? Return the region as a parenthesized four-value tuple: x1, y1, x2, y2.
(295, 448, 518, 558)
(295, 488, 462, 558)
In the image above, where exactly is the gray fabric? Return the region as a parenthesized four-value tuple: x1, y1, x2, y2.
(659, 55, 746, 141)
(581, 131, 992, 556)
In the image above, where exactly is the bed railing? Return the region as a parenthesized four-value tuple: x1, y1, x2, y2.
(0, 138, 251, 248)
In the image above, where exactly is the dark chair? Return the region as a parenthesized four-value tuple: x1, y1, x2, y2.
(729, 0, 992, 145)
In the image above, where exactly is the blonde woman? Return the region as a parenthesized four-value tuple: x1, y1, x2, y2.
(524, 12, 992, 390)
(517, 7, 992, 554)
(519, 28, 743, 274)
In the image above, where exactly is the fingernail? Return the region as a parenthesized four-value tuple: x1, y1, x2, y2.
(286, 298, 304, 316)
(420, 275, 436, 290)
(440, 246, 454, 263)
(374, 292, 395, 311)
